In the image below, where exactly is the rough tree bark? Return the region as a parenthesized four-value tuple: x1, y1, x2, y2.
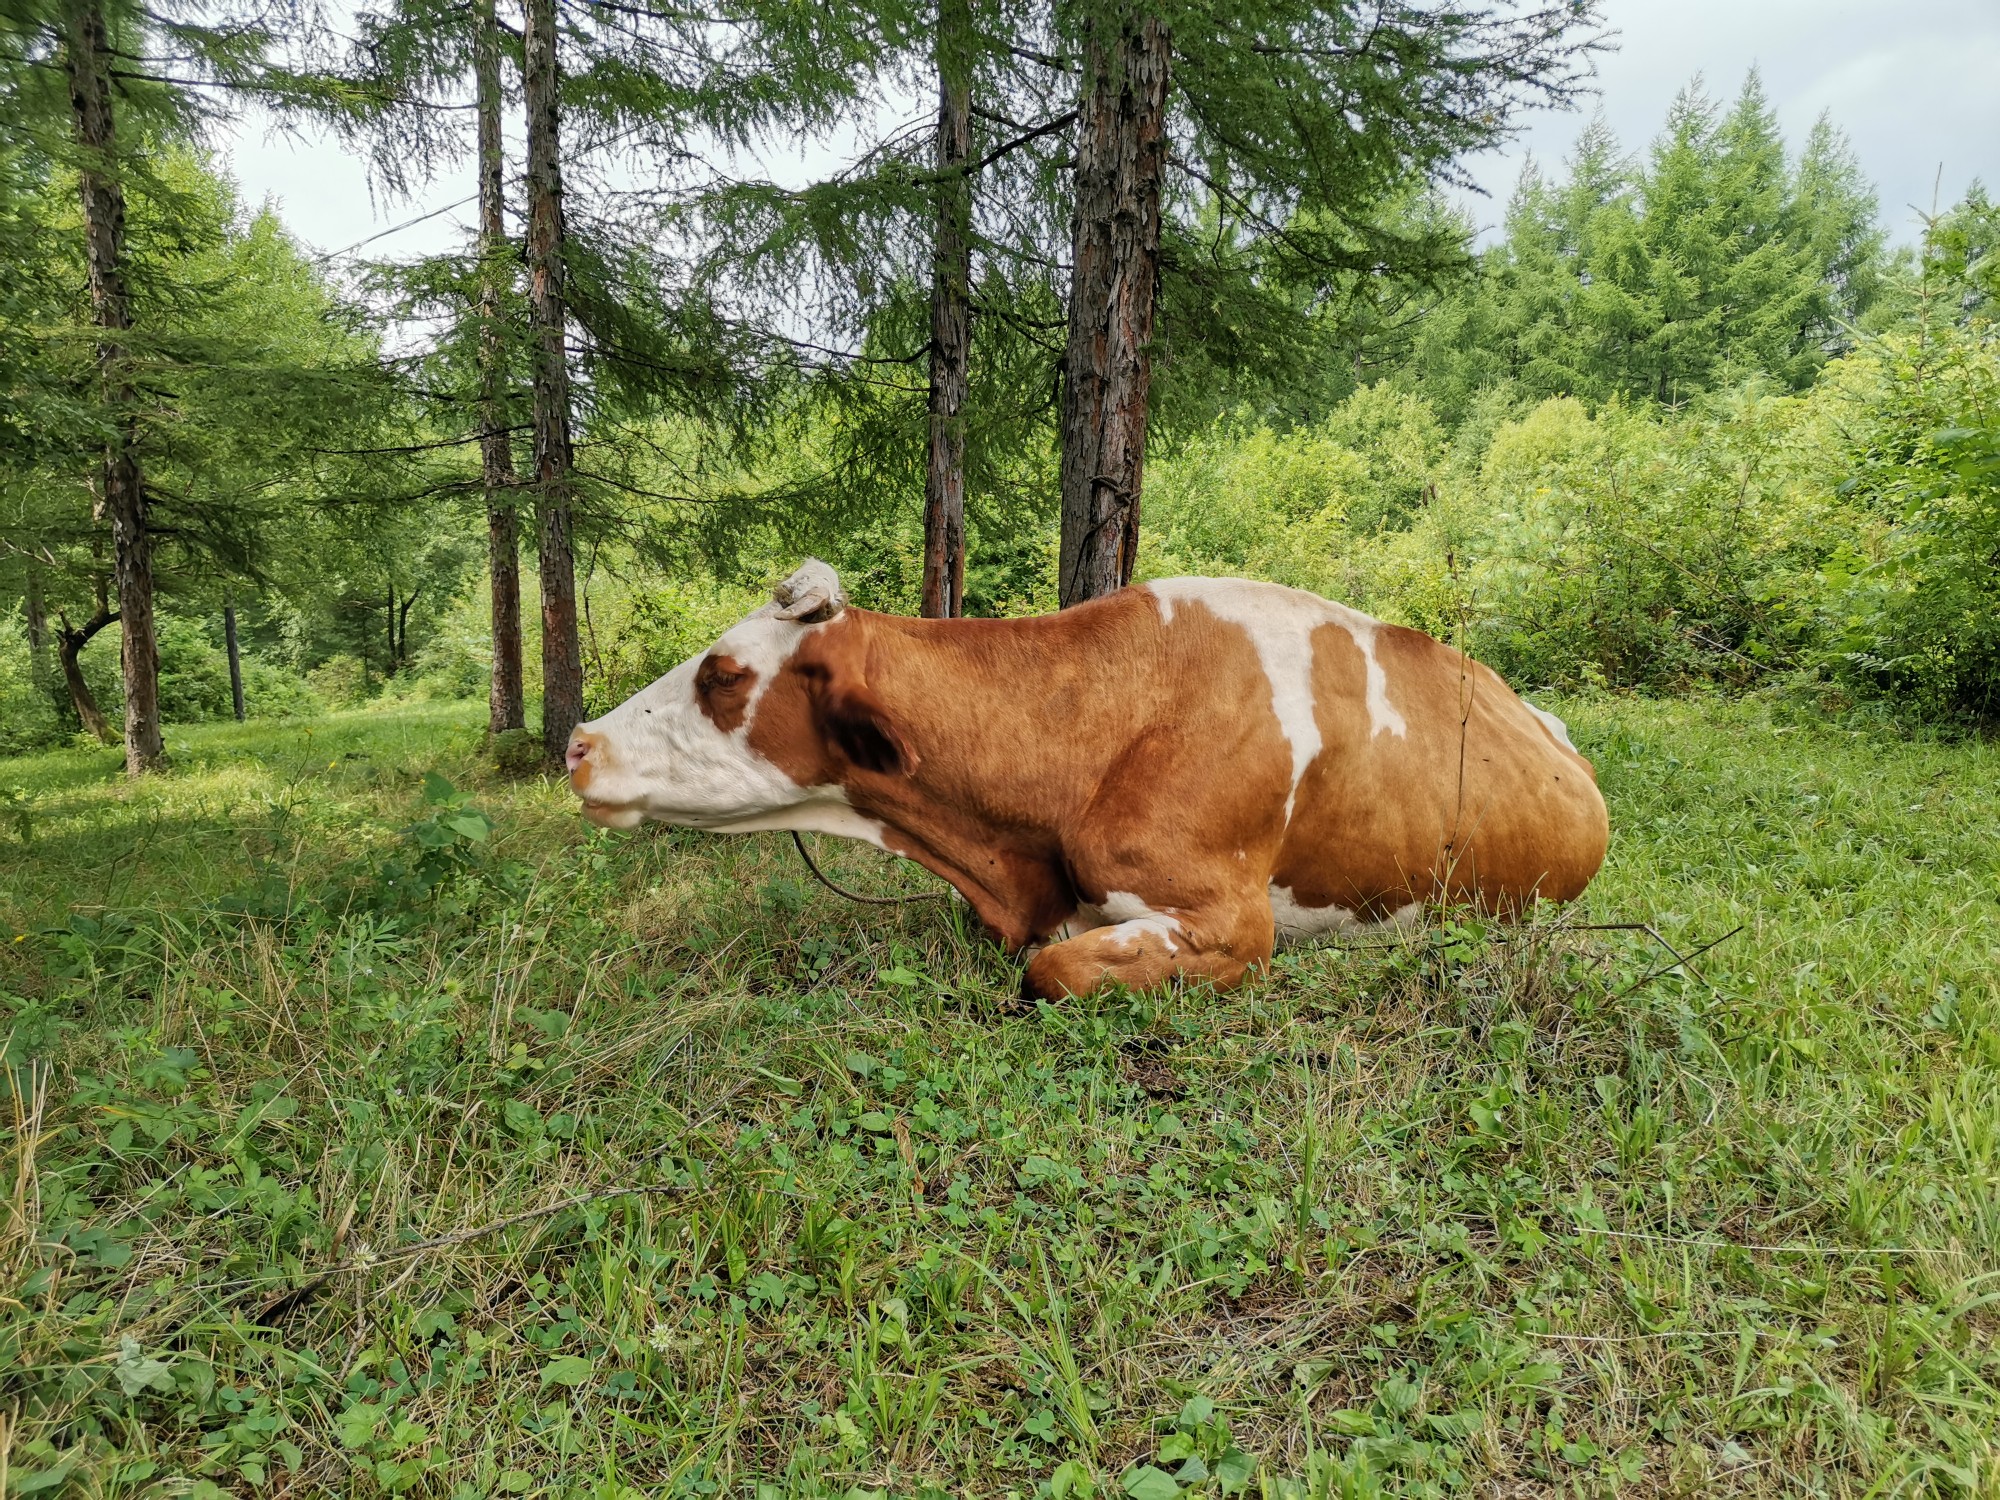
(223, 593, 244, 721)
(56, 593, 120, 744)
(523, 0, 584, 766)
(1056, 8, 1169, 609)
(65, 0, 164, 771)
(476, 0, 525, 735)
(921, 0, 973, 620)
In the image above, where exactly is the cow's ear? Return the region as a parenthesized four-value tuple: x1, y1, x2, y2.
(820, 677, 918, 776)
(795, 631, 917, 777)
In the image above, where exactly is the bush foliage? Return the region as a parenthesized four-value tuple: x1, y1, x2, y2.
(1140, 312, 2000, 721)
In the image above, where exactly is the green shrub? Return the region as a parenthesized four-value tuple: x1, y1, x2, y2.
(1817, 324, 2000, 724)
(407, 585, 526, 703)
(155, 617, 235, 723)
(0, 616, 67, 755)
(306, 653, 373, 709)
(1141, 382, 1881, 701)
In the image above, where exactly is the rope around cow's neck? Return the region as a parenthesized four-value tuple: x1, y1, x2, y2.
(790, 831, 947, 905)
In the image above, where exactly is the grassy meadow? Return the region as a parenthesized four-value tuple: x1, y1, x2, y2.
(2, 696, 1997, 1498)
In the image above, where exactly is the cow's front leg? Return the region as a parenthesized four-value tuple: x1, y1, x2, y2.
(1022, 893, 1274, 1000)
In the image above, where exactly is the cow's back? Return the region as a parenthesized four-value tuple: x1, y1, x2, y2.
(1144, 578, 1607, 929)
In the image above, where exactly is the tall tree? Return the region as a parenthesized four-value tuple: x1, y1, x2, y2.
(63, 0, 163, 771)
(922, 0, 975, 618)
(1056, 3, 1168, 606)
(474, 0, 525, 734)
(1402, 72, 1891, 417)
(522, 0, 583, 765)
(1053, 0, 1603, 604)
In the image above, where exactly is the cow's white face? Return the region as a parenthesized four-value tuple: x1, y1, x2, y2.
(565, 561, 842, 830)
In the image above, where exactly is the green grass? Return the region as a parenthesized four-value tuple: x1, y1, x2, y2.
(2, 695, 1997, 1498)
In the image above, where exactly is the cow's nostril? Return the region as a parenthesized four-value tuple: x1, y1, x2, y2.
(565, 735, 591, 773)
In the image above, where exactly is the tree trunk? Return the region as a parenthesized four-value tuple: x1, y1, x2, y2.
(24, 562, 66, 723)
(224, 594, 245, 721)
(1056, 9, 1169, 608)
(65, 0, 163, 771)
(56, 599, 120, 745)
(386, 580, 397, 672)
(921, 0, 973, 620)
(398, 587, 420, 669)
(523, 0, 584, 765)
(476, 0, 525, 735)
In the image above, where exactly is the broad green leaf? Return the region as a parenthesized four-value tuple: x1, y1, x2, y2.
(336, 1402, 382, 1448)
(113, 1335, 173, 1396)
(1215, 1448, 1256, 1490)
(1176, 1394, 1215, 1430)
(540, 1354, 593, 1387)
(1122, 1465, 1180, 1500)
(1050, 1460, 1096, 1499)
(11, 1461, 79, 1497)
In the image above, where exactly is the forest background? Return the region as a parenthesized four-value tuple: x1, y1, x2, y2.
(3, 0, 1999, 771)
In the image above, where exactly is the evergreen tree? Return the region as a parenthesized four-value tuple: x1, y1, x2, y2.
(0, 0, 346, 768)
(1056, 0, 1167, 605)
(64, 0, 164, 770)
(0, 153, 415, 735)
(474, 0, 525, 736)
(922, 0, 974, 618)
(521, 0, 583, 766)
(1052, 0, 1605, 604)
(1925, 183, 2000, 325)
(1405, 72, 1889, 419)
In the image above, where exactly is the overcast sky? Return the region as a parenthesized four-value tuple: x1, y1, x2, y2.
(222, 0, 2000, 263)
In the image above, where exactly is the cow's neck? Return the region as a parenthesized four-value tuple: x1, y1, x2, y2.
(842, 608, 1145, 945)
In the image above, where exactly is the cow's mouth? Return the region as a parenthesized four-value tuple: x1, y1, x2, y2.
(577, 797, 647, 830)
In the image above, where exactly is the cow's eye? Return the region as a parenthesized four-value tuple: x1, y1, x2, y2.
(698, 657, 747, 693)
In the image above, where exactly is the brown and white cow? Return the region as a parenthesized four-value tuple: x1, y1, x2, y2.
(567, 560, 1608, 999)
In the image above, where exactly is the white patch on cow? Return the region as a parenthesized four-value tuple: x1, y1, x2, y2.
(713, 793, 890, 848)
(1340, 612, 1409, 742)
(1268, 884, 1423, 949)
(1099, 891, 1182, 955)
(571, 600, 833, 829)
(1149, 578, 1406, 823)
(1524, 701, 1575, 752)
(1045, 894, 1182, 952)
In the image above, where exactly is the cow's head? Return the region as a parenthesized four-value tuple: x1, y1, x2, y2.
(565, 560, 917, 830)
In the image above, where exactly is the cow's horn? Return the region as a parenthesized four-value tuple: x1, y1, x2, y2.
(771, 558, 845, 622)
